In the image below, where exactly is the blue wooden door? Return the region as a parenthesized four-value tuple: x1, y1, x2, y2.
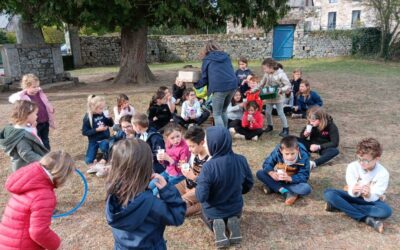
(272, 25, 295, 60)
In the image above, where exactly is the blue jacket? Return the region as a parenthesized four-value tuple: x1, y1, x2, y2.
(196, 51, 238, 95)
(261, 143, 310, 184)
(106, 184, 186, 250)
(82, 113, 114, 142)
(297, 91, 323, 112)
(135, 127, 166, 174)
(195, 127, 254, 219)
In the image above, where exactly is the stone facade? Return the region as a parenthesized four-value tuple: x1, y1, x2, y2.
(0, 44, 67, 84)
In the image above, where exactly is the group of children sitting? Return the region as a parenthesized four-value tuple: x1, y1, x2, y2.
(0, 67, 393, 249)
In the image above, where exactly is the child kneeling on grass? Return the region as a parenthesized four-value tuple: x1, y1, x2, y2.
(0, 151, 75, 250)
(323, 138, 392, 233)
(175, 126, 210, 217)
(196, 126, 254, 248)
(106, 139, 186, 249)
(256, 135, 311, 206)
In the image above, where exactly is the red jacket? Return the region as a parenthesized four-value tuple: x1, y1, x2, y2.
(245, 90, 263, 111)
(242, 111, 264, 130)
(0, 162, 61, 250)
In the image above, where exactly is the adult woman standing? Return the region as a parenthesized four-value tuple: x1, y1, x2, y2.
(195, 40, 238, 127)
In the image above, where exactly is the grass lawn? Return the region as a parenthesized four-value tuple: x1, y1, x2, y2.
(1, 58, 400, 249)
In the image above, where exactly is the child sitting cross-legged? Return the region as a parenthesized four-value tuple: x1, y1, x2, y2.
(105, 139, 186, 249)
(256, 135, 312, 206)
(148, 123, 190, 196)
(175, 126, 210, 217)
(323, 138, 392, 233)
(229, 101, 263, 141)
(196, 126, 253, 248)
(174, 88, 210, 129)
(132, 113, 166, 174)
(292, 79, 323, 119)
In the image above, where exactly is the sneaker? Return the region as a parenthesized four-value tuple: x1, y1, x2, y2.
(227, 216, 242, 245)
(212, 219, 229, 248)
(188, 124, 194, 129)
(291, 114, 303, 119)
(262, 185, 272, 195)
(251, 136, 258, 141)
(264, 125, 273, 133)
(279, 127, 289, 137)
(310, 161, 317, 171)
(87, 162, 104, 174)
(365, 217, 384, 233)
(229, 127, 236, 136)
(324, 202, 340, 212)
(284, 192, 299, 206)
(234, 133, 245, 140)
(96, 164, 110, 178)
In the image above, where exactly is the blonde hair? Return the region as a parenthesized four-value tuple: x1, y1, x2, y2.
(307, 107, 332, 131)
(87, 95, 105, 128)
(107, 139, 153, 206)
(40, 151, 75, 188)
(299, 79, 311, 98)
(21, 73, 40, 89)
(10, 100, 38, 125)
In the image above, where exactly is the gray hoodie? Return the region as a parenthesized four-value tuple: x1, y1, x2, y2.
(0, 125, 48, 171)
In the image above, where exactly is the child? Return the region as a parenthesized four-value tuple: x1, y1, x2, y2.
(272, 90, 294, 116)
(158, 86, 176, 113)
(173, 77, 187, 105)
(8, 73, 55, 150)
(227, 90, 245, 129)
(82, 95, 114, 174)
(132, 113, 166, 174)
(174, 88, 210, 128)
(105, 139, 186, 249)
(253, 58, 291, 137)
(149, 123, 190, 195)
(0, 100, 48, 171)
(175, 126, 210, 216)
(324, 138, 392, 233)
(298, 107, 339, 170)
(235, 57, 253, 97)
(112, 94, 135, 131)
(290, 69, 303, 106)
(148, 90, 173, 131)
(0, 151, 75, 250)
(292, 80, 323, 119)
(196, 126, 254, 248)
(244, 75, 263, 111)
(256, 136, 311, 206)
(109, 115, 135, 158)
(230, 101, 264, 141)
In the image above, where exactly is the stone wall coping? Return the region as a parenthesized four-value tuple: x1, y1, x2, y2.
(0, 43, 61, 49)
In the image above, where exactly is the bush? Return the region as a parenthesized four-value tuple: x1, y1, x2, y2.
(42, 26, 65, 44)
(0, 31, 16, 44)
(351, 28, 381, 56)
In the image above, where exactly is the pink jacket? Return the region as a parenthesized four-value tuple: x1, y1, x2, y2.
(0, 162, 61, 250)
(165, 139, 190, 177)
(8, 89, 56, 129)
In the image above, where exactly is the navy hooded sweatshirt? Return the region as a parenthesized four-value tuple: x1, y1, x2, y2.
(261, 142, 311, 184)
(195, 51, 238, 95)
(106, 184, 186, 250)
(135, 127, 166, 174)
(195, 127, 254, 219)
(82, 113, 114, 142)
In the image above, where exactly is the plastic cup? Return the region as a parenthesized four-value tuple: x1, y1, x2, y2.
(306, 124, 313, 133)
(156, 149, 165, 161)
(277, 169, 284, 174)
(181, 163, 190, 171)
(268, 86, 275, 93)
(103, 109, 109, 118)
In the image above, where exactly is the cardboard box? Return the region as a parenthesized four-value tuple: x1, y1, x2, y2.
(178, 69, 201, 83)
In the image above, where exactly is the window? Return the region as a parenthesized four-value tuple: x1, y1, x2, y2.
(329, 0, 337, 3)
(328, 12, 336, 30)
(305, 0, 314, 6)
(351, 10, 361, 27)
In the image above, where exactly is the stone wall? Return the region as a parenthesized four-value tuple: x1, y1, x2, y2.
(0, 44, 66, 83)
(79, 30, 352, 66)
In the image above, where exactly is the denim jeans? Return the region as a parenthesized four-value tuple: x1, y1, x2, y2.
(323, 189, 392, 221)
(256, 170, 312, 196)
(298, 138, 340, 166)
(37, 122, 50, 150)
(211, 90, 236, 127)
(148, 171, 185, 196)
(85, 140, 110, 164)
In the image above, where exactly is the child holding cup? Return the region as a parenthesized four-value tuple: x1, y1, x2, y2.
(256, 135, 312, 206)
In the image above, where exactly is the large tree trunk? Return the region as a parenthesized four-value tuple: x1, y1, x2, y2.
(15, 15, 45, 44)
(114, 26, 155, 84)
(68, 24, 83, 68)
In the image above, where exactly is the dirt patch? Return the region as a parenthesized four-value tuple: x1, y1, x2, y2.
(0, 66, 399, 249)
